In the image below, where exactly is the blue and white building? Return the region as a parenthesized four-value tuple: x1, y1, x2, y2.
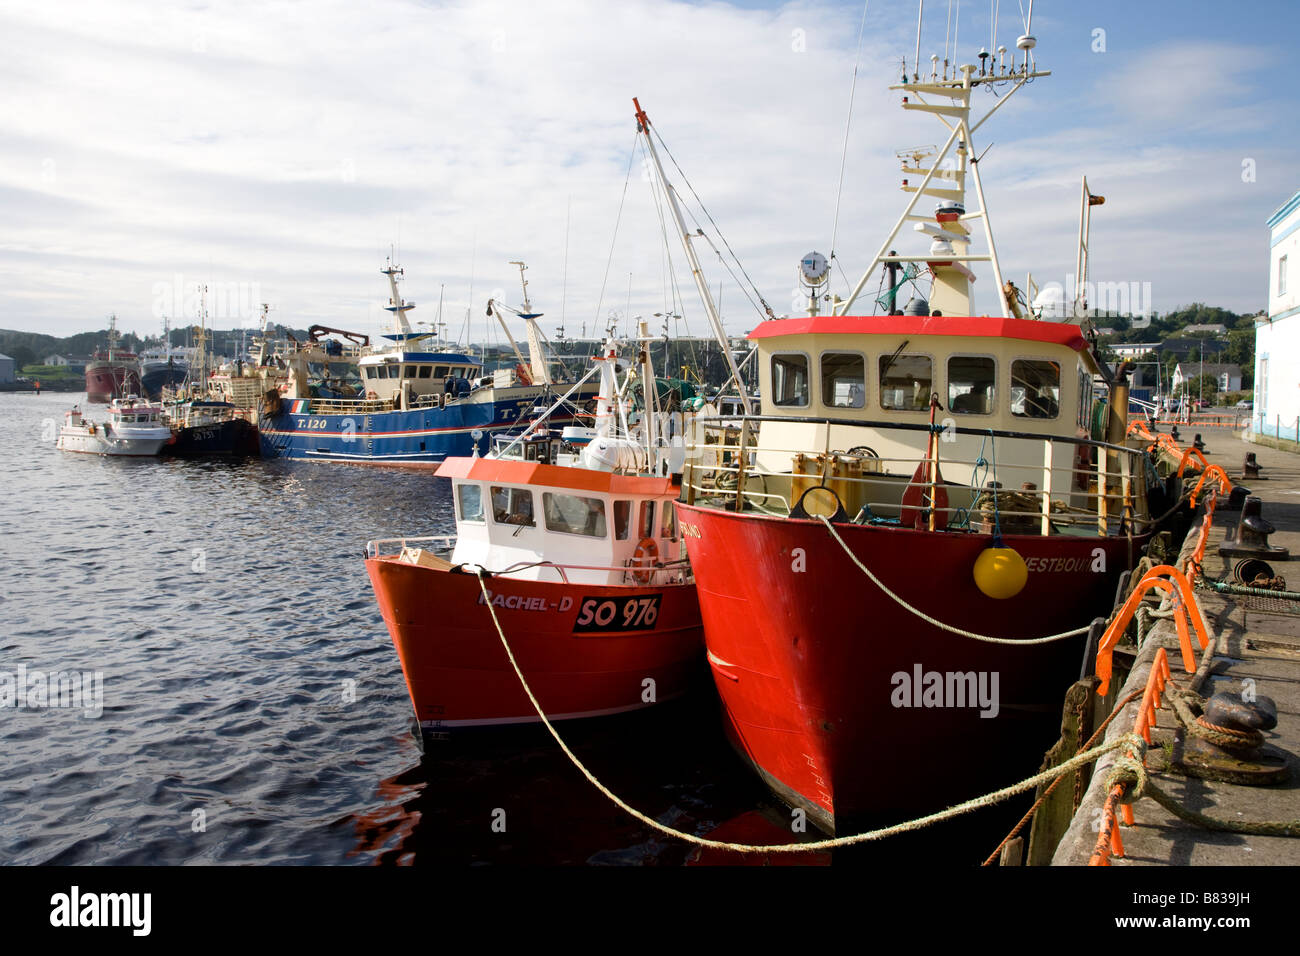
(1255, 191, 1300, 441)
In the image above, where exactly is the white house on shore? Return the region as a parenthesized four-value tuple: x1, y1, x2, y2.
(1171, 362, 1242, 396)
(1256, 190, 1300, 441)
(43, 354, 70, 366)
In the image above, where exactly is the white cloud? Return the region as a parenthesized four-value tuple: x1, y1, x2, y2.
(0, 2, 1289, 345)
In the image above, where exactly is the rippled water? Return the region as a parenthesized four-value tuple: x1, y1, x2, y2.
(1, 392, 788, 866)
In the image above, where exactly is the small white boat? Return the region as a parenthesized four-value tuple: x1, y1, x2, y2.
(57, 398, 173, 456)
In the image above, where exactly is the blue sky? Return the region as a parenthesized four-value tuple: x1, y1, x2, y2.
(0, 0, 1294, 341)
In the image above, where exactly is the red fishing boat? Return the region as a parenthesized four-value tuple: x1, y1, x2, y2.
(640, 13, 1163, 833)
(365, 338, 704, 736)
(85, 314, 143, 403)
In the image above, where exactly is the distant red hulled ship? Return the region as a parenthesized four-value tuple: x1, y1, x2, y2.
(365, 339, 705, 736)
(85, 314, 143, 403)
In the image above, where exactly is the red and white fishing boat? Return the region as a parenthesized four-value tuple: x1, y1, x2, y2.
(365, 336, 704, 736)
(645, 12, 1164, 833)
(85, 314, 144, 403)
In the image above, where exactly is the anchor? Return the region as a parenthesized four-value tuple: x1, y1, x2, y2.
(1218, 496, 1290, 560)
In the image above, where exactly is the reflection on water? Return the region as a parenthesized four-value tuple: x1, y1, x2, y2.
(2, 391, 1039, 866)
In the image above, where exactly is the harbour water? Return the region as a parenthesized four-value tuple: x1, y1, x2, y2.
(1, 391, 779, 865)
(4, 391, 1053, 865)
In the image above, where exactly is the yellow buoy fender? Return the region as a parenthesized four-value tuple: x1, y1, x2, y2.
(973, 546, 1028, 599)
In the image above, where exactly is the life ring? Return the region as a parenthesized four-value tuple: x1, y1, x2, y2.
(631, 537, 659, 585)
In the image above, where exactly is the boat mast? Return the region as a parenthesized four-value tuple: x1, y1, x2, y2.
(381, 257, 417, 337)
(633, 98, 752, 415)
(836, 9, 1049, 318)
(511, 260, 553, 385)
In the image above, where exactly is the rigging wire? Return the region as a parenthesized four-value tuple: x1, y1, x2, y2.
(641, 139, 703, 380)
(592, 131, 641, 333)
(829, 0, 871, 288)
(650, 126, 774, 319)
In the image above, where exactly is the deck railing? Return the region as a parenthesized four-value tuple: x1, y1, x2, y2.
(680, 414, 1157, 537)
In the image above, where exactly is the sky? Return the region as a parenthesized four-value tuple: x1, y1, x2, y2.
(0, 0, 1295, 344)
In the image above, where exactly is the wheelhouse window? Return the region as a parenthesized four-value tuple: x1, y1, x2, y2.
(947, 356, 995, 415)
(1011, 360, 1061, 419)
(821, 351, 865, 409)
(660, 500, 677, 539)
(418, 365, 432, 378)
(434, 366, 449, 378)
(879, 354, 932, 411)
(458, 483, 484, 523)
(638, 501, 656, 540)
(543, 493, 607, 538)
(770, 353, 809, 407)
(613, 500, 631, 540)
(490, 486, 535, 526)
(404, 365, 417, 378)
(1077, 368, 1093, 430)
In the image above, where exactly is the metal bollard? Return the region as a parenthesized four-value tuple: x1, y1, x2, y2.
(1242, 452, 1262, 480)
(1218, 496, 1290, 559)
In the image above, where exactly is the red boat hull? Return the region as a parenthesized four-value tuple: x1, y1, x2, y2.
(365, 557, 704, 735)
(85, 363, 143, 403)
(676, 503, 1143, 833)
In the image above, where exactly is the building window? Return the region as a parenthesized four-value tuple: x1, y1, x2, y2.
(821, 351, 865, 408)
(947, 356, 995, 414)
(1258, 355, 1268, 415)
(1280, 255, 1288, 295)
(770, 353, 809, 407)
(543, 492, 607, 538)
(879, 354, 932, 411)
(1011, 360, 1061, 419)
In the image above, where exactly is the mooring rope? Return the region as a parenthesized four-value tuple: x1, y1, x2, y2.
(816, 516, 1088, 645)
(472, 567, 1136, 853)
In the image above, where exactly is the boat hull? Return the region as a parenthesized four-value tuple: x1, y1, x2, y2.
(56, 426, 171, 456)
(365, 556, 704, 735)
(260, 386, 595, 464)
(676, 502, 1144, 833)
(165, 418, 260, 457)
(141, 362, 189, 400)
(85, 363, 143, 403)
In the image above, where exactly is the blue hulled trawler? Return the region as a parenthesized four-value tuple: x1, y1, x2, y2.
(257, 261, 598, 465)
